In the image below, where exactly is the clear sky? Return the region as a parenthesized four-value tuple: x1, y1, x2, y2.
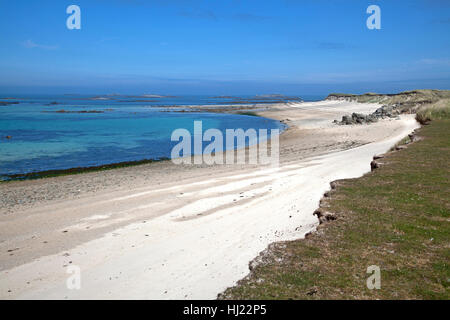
(0, 0, 449, 95)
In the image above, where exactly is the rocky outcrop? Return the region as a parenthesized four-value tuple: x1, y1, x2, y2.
(0, 101, 19, 106)
(329, 90, 450, 125)
(313, 208, 337, 224)
(333, 104, 403, 125)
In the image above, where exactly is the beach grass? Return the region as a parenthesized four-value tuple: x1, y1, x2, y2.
(220, 117, 450, 300)
(328, 89, 450, 105)
(416, 98, 450, 124)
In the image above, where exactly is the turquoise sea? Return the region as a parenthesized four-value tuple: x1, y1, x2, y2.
(0, 94, 321, 180)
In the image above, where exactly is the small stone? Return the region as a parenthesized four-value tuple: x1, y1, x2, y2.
(306, 287, 318, 296)
(371, 160, 380, 171)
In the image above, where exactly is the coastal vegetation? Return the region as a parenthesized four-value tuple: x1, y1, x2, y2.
(416, 98, 450, 124)
(326, 89, 450, 108)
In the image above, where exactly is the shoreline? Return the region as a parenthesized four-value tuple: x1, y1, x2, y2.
(0, 99, 420, 299)
(0, 109, 285, 182)
(0, 157, 170, 182)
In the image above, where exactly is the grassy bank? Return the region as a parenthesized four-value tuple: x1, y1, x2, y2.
(221, 118, 449, 300)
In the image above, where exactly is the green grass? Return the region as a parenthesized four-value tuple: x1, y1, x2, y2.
(220, 118, 450, 300)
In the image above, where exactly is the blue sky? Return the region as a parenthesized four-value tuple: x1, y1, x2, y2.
(0, 0, 449, 95)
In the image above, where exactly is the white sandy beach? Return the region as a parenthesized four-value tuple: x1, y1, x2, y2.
(0, 100, 420, 299)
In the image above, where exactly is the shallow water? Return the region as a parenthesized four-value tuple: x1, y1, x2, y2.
(0, 95, 290, 179)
